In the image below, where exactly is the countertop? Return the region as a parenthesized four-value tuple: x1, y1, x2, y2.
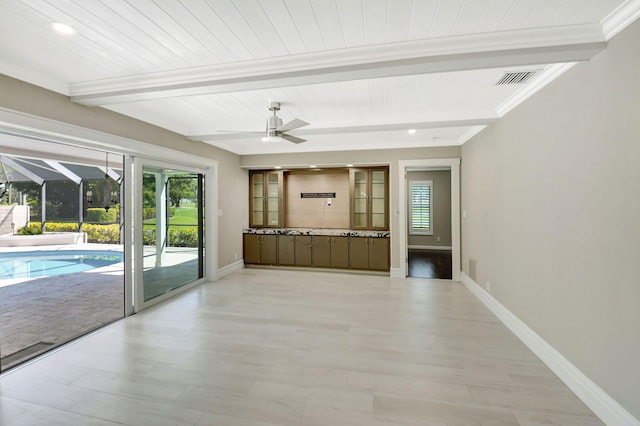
(243, 228, 390, 238)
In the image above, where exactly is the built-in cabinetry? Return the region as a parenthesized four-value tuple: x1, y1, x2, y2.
(311, 236, 350, 268)
(244, 231, 389, 272)
(246, 166, 389, 272)
(249, 170, 284, 227)
(350, 167, 388, 230)
(243, 234, 277, 265)
(350, 236, 390, 271)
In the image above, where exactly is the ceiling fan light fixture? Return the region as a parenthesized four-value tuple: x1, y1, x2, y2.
(408, 129, 417, 134)
(261, 136, 282, 142)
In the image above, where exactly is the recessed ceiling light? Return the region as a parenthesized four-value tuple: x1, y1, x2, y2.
(346, 164, 354, 167)
(274, 166, 282, 169)
(408, 129, 417, 134)
(309, 165, 316, 168)
(50, 22, 77, 36)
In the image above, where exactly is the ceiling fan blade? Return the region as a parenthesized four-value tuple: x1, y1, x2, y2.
(276, 118, 309, 133)
(280, 133, 307, 144)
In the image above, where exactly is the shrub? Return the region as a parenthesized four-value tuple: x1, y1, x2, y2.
(143, 207, 177, 220)
(85, 208, 118, 223)
(17, 224, 42, 235)
(84, 224, 120, 244)
(169, 227, 198, 247)
(45, 222, 78, 232)
(142, 225, 198, 247)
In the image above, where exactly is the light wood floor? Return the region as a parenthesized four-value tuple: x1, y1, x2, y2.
(0, 269, 602, 425)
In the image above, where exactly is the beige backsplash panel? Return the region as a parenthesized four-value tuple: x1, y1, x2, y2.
(286, 170, 350, 228)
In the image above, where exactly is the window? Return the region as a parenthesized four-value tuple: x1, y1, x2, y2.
(410, 180, 433, 235)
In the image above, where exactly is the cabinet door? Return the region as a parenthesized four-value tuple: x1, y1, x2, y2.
(243, 234, 261, 264)
(330, 236, 349, 268)
(370, 169, 388, 230)
(350, 169, 369, 229)
(266, 172, 283, 227)
(294, 235, 312, 266)
(369, 237, 390, 271)
(349, 237, 369, 269)
(260, 234, 278, 264)
(278, 235, 295, 265)
(249, 173, 264, 227)
(249, 171, 284, 228)
(312, 236, 331, 267)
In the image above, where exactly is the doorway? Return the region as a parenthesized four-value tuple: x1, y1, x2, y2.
(133, 159, 206, 311)
(406, 169, 453, 279)
(397, 159, 460, 280)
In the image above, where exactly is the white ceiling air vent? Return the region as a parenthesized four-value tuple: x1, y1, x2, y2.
(495, 71, 538, 86)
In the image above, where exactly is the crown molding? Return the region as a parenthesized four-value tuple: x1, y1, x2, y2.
(496, 62, 577, 118)
(601, 0, 640, 40)
(70, 24, 606, 106)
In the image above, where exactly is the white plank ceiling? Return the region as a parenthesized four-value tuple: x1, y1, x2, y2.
(0, 0, 637, 155)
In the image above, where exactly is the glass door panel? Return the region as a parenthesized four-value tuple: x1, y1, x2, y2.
(266, 173, 280, 226)
(141, 166, 204, 303)
(371, 170, 387, 229)
(251, 173, 264, 226)
(353, 170, 368, 228)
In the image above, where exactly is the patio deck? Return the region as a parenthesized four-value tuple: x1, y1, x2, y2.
(0, 244, 124, 370)
(0, 243, 201, 371)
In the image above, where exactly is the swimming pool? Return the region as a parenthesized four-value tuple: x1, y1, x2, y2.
(0, 250, 123, 279)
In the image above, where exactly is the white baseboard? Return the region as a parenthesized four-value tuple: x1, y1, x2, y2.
(389, 267, 403, 278)
(408, 245, 452, 250)
(216, 259, 244, 279)
(460, 272, 639, 426)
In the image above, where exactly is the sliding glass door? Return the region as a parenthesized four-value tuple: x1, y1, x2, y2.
(135, 160, 205, 310)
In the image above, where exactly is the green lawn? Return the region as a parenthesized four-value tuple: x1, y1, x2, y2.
(144, 206, 198, 225)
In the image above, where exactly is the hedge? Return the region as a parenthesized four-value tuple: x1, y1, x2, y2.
(85, 208, 118, 223)
(18, 222, 197, 247)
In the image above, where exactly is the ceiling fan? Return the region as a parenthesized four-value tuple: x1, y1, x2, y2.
(261, 102, 309, 144)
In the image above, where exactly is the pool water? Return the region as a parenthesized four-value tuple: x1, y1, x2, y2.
(0, 250, 123, 279)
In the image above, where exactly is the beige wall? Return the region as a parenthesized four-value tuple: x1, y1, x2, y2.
(0, 74, 246, 270)
(242, 146, 461, 269)
(461, 19, 640, 419)
(285, 169, 350, 229)
(407, 170, 451, 247)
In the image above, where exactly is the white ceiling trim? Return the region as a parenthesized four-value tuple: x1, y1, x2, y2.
(496, 62, 577, 118)
(0, 107, 212, 169)
(601, 0, 640, 39)
(189, 117, 499, 142)
(69, 24, 607, 106)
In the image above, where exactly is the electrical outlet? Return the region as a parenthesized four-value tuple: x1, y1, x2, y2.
(436, 236, 441, 242)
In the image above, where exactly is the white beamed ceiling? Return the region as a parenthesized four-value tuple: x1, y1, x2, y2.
(1, 0, 638, 155)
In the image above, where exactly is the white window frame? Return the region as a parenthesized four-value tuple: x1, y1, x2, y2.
(409, 180, 433, 235)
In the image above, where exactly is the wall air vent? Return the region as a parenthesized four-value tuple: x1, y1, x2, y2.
(495, 71, 538, 86)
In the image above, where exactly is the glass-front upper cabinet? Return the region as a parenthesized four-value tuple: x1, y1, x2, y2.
(249, 170, 284, 227)
(349, 167, 388, 230)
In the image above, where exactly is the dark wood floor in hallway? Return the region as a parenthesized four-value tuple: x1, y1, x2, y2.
(408, 249, 453, 279)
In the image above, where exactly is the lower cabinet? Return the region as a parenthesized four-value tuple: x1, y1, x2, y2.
(243, 234, 277, 265)
(312, 236, 350, 268)
(349, 237, 369, 269)
(277, 235, 295, 266)
(294, 235, 312, 266)
(312, 236, 331, 267)
(330, 236, 350, 268)
(368, 237, 390, 271)
(349, 237, 390, 270)
(244, 233, 389, 271)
